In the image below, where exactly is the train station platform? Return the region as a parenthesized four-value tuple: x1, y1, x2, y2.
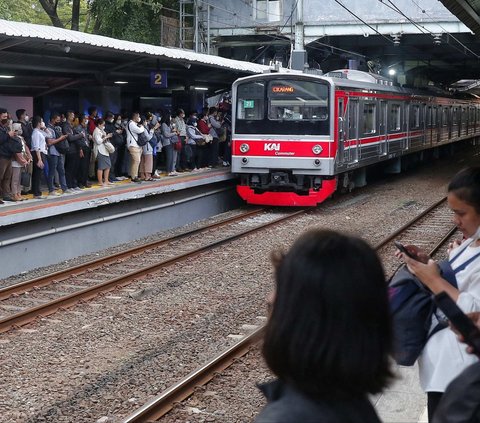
(0, 168, 241, 278)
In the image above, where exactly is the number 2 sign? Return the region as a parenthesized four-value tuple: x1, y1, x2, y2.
(150, 71, 168, 88)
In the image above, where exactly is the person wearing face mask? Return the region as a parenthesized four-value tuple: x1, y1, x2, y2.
(186, 116, 205, 171)
(15, 109, 32, 150)
(30, 116, 48, 199)
(74, 114, 92, 189)
(173, 109, 188, 172)
(396, 167, 480, 420)
(126, 112, 145, 183)
(0, 108, 17, 203)
(45, 113, 70, 196)
(63, 111, 85, 191)
(104, 111, 120, 183)
(10, 122, 32, 201)
(93, 118, 113, 187)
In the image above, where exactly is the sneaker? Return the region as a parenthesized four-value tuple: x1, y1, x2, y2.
(222, 161, 229, 166)
(154, 170, 161, 177)
(49, 191, 61, 197)
(73, 187, 83, 191)
(34, 195, 47, 199)
(168, 172, 178, 177)
(63, 189, 75, 194)
(2, 197, 15, 202)
(131, 178, 142, 183)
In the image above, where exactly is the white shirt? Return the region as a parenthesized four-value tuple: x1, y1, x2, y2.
(31, 128, 48, 154)
(126, 120, 145, 148)
(419, 238, 480, 392)
(93, 127, 109, 156)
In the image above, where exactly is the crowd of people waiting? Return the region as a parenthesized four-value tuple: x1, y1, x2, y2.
(0, 104, 231, 202)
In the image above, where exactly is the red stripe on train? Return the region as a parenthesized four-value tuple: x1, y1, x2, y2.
(232, 140, 333, 157)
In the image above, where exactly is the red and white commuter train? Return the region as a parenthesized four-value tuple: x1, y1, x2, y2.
(231, 68, 480, 206)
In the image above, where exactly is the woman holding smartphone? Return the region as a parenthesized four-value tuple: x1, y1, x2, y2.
(397, 166, 480, 420)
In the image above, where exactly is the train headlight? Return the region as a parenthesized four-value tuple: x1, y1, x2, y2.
(240, 143, 250, 153)
(312, 144, 323, 155)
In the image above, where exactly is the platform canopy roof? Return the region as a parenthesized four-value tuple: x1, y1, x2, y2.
(439, 0, 480, 35)
(0, 19, 269, 97)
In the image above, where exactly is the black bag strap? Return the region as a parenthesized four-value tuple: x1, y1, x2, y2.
(127, 121, 139, 143)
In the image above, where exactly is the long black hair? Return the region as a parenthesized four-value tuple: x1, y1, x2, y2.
(263, 229, 393, 399)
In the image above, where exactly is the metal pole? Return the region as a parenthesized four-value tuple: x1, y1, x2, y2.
(195, 0, 199, 53)
(295, 0, 304, 50)
(207, 3, 211, 55)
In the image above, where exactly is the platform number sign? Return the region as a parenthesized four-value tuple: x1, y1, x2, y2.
(150, 71, 168, 88)
(244, 100, 254, 109)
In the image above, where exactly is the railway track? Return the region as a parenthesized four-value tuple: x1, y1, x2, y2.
(0, 208, 306, 334)
(122, 196, 457, 422)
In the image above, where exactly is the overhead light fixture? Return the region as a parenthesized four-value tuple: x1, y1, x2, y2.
(0, 75, 14, 79)
(388, 69, 396, 76)
(114, 81, 128, 84)
(194, 87, 208, 91)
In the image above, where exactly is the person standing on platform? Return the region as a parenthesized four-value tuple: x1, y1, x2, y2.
(63, 111, 84, 191)
(186, 116, 205, 171)
(15, 109, 32, 149)
(208, 107, 222, 167)
(10, 122, 31, 201)
(104, 112, 119, 182)
(0, 108, 16, 203)
(255, 229, 393, 423)
(45, 113, 69, 196)
(74, 115, 92, 189)
(160, 113, 180, 177)
(30, 116, 48, 199)
(126, 112, 145, 183)
(173, 109, 188, 172)
(93, 118, 113, 187)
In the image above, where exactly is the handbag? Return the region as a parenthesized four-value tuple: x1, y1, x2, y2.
(173, 136, 182, 151)
(128, 121, 149, 147)
(20, 167, 30, 187)
(104, 141, 115, 154)
(55, 138, 70, 154)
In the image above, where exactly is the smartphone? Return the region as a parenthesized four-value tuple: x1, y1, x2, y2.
(435, 292, 480, 357)
(394, 241, 417, 259)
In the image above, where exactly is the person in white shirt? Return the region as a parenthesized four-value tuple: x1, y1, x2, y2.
(93, 118, 113, 187)
(125, 112, 145, 183)
(397, 166, 480, 420)
(30, 116, 48, 198)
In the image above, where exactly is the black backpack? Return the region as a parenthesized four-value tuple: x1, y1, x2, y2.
(128, 121, 148, 147)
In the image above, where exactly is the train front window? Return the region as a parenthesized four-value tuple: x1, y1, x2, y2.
(268, 80, 328, 122)
(235, 78, 330, 135)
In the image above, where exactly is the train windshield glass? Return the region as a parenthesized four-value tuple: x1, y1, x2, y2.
(235, 78, 329, 135)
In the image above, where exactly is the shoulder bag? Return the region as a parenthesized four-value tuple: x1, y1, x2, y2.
(20, 166, 31, 187)
(128, 122, 148, 147)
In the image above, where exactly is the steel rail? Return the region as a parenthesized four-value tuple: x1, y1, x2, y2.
(0, 208, 265, 301)
(0, 210, 305, 334)
(122, 326, 265, 423)
(121, 196, 456, 422)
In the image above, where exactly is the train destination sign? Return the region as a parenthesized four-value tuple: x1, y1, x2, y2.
(243, 100, 255, 108)
(271, 85, 295, 93)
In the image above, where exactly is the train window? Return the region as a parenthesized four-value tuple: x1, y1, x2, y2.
(236, 81, 265, 121)
(442, 107, 449, 126)
(267, 80, 328, 121)
(235, 78, 330, 135)
(389, 103, 401, 131)
(426, 106, 432, 127)
(432, 107, 437, 126)
(363, 103, 376, 134)
(411, 105, 420, 129)
(452, 107, 458, 125)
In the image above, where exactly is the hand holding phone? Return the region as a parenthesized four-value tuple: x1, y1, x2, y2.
(394, 241, 418, 260)
(435, 292, 480, 358)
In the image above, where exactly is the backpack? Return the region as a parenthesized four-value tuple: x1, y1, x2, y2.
(128, 121, 148, 147)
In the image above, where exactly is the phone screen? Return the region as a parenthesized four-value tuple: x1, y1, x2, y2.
(394, 241, 416, 259)
(434, 292, 480, 357)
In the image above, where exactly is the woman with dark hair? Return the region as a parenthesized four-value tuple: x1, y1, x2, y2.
(398, 166, 480, 421)
(256, 229, 393, 423)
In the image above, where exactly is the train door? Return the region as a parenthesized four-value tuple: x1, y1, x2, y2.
(378, 100, 387, 155)
(336, 97, 347, 166)
(347, 98, 359, 163)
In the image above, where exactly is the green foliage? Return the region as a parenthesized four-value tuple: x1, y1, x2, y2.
(90, 0, 179, 45)
(0, 0, 89, 29)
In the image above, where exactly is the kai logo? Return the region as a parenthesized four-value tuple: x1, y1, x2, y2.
(264, 143, 280, 151)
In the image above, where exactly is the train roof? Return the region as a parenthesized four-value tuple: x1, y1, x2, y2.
(233, 68, 480, 103)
